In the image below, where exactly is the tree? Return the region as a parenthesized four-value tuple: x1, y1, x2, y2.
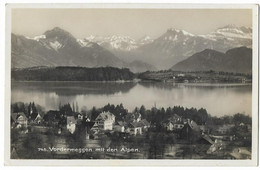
(81, 106, 88, 116)
(60, 103, 73, 116)
(12, 103, 19, 113)
(233, 113, 251, 125)
(140, 105, 146, 119)
(91, 107, 100, 121)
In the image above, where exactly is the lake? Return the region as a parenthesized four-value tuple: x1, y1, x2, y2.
(11, 81, 252, 117)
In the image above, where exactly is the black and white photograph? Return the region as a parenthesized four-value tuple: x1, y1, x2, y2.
(4, 3, 259, 166)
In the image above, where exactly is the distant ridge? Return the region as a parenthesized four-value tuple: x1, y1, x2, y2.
(171, 47, 252, 74)
(11, 66, 135, 81)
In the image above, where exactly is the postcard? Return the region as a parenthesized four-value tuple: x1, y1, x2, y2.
(4, 3, 259, 166)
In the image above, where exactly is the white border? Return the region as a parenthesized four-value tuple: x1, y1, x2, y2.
(4, 3, 259, 166)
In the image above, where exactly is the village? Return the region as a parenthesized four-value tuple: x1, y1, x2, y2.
(138, 70, 252, 84)
(10, 102, 252, 159)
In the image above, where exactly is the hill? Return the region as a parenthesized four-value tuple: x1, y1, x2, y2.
(11, 66, 135, 81)
(171, 47, 252, 74)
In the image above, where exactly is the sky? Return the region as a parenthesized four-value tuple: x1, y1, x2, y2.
(11, 8, 252, 39)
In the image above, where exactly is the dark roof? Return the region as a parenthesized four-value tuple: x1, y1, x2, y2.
(95, 111, 115, 121)
(67, 116, 76, 124)
(187, 119, 200, 131)
(168, 114, 182, 123)
(30, 112, 40, 120)
(125, 112, 141, 120)
(129, 121, 143, 128)
(115, 121, 127, 126)
(85, 122, 95, 132)
(139, 119, 150, 126)
(202, 134, 214, 145)
(11, 113, 19, 122)
(12, 112, 28, 121)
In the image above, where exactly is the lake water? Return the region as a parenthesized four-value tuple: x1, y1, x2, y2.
(11, 81, 252, 117)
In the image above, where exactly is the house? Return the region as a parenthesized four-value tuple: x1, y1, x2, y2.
(170, 114, 182, 123)
(173, 123, 184, 130)
(125, 112, 142, 123)
(77, 113, 84, 120)
(30, 112, 42, 124)
(165, 121, 174, 131)
(229, 147, 251, 159)
(214, 124, 235, 135)
(67, 116, 77, 134)
(139, 119, 150, 131)
(164, 114, 184, 131)
(113, 121, 126, 132)
(207, 139, 225, 154)
(85, 115, 91, 122)
(180, 119, 213, 144)
(93, 111, 115, 131)
(180, 119, 201, 143)
(11, 112, 28, 129)
(128, 122, 143, 135)
(177, 73, 185, 77)
(199, 125, 209, 134)
(113, 125, 125, 132)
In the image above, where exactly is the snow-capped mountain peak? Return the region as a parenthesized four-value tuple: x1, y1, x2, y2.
(83, 35, 146, 51)
(138, 35, 154, 45)
(167, 28, 194, 37)
(26, 35, 46, 41)
(76, 39, 94, 48)
(210, 25, 252, 39)
(49, 40, 62, 51)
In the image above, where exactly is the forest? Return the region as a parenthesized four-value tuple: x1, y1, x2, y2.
(11, 66, 135, 81)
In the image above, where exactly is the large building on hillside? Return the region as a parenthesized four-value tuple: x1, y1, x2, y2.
(93, 111, 115, 131)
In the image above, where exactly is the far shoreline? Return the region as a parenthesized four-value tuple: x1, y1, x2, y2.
(11, 80, 252, 87)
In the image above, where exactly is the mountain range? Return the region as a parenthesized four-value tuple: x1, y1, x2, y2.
(12, 25, 252, 73)
(11, 27, 156, 73)
(133, 25, 252, 69)
(171, 47, 252, 73)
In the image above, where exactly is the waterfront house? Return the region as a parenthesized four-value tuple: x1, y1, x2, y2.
(93, 111, 115, 131)
(67, 116, 77, 134)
